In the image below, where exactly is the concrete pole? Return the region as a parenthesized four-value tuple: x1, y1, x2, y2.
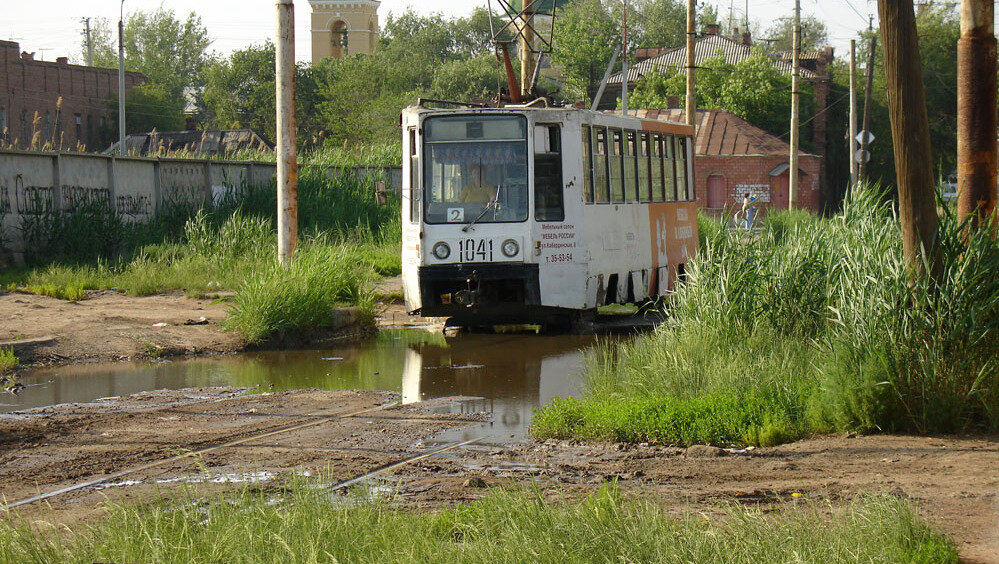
(622, 0, 629, 115)
(84, 18, 93, 67)
(788, 0, 800, 209)
(957, 0, 998, 228)
(276, 0, 298, 264)
(118, 1, 126, 155)
(685, 0, 696, 127)
(849, 39, 858, 188)
(859, 25, 877, 182)
(520, 1, 535, 99)
(878, 0, 941, 280)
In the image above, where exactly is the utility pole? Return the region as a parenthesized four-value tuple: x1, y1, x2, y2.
(788, 0, 801, 209)
(877, 0, 941, 280)
(849, 39, 858, 187)
(276, 0, 298, 264)
(859, 18, 877, 182)
(118, 1, 126, 155)
(83, 18, 93, 67)
(520, 0, 535, 99)
(622, 0, 629, 115)
(685, 0, 696, 127)
(957, 0, 998, 229)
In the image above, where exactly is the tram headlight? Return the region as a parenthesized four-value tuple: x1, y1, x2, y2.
(431, 241, 451, 260)
(501, 239, 520, 258)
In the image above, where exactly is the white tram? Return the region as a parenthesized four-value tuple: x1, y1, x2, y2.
(400, 102, 698, 327)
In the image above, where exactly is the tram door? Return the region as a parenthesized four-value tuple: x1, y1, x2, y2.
(534, 124, 564, 221)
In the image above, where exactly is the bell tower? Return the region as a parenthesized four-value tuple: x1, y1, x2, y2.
(309, 1, 380, 63)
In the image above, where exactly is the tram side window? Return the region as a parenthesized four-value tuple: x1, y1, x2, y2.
(609, 129, 624, 203)
(593, 127, 609, 203)
(638, 132, 651, 202)
(651, 133, 665, 202)
(664, 135, 677, 202)
(624, 130, 639, 202)
(408, 128, 419, 223)
(535, 125, 564, 221)
(582, 125, 593, 203)
(676, 136, 689, 201)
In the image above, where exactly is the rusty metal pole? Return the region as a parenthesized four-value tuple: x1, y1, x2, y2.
(685, 0, 695, 127)
(276, 0, 298, 264)
(520, 1, 535, 99)
(878, 0, 941, 280)
(788, 0, 801, 209)
(849, 39, 858, 188)
(957, 0, 998, 228)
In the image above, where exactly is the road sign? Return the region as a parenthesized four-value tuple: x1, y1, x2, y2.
(856, 131, 875, 145)
(854, 149, 871, 164)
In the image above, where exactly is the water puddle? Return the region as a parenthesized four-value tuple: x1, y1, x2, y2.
(4, 329, 612, 442)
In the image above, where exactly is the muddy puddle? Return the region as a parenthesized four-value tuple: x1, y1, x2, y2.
(3, 330, 609, 443)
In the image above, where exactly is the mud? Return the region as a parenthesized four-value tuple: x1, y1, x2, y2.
(0, 277, 426, 365)
(0, 388, 995, 562)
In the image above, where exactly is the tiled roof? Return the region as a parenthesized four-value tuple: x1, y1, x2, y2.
(622, 108, 815, 158)
(609, 34, 817, 84)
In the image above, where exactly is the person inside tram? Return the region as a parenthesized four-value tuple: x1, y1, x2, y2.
(459, 162, 498, 203)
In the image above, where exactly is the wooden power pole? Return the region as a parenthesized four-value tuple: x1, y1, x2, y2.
(520, 1, 535, 99)
(878, 0, 941, 280)
(685, 0, 695, 127)
(957, 0, 998, 228)
(849, 39, 858, 188)
(276, 0, 298, 264)
(788, 0, 801, 209)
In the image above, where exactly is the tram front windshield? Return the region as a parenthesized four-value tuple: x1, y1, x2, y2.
(423, 115, 529, 225)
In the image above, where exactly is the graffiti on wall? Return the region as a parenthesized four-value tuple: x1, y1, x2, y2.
(64, 185, 111, 210)
(116, 194, 154, 217)
(8, 175, 55, 215)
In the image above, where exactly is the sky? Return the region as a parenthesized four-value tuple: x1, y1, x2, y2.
(3, 0, 882, 66)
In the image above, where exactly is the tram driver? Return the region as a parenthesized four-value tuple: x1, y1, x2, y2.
(458, 162, 497, 203)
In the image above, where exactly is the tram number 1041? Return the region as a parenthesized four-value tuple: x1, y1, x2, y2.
(457, 239, 494, 262)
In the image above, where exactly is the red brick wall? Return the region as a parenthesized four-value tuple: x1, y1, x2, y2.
(1, 41, 144, 152)
(692, 154, 822, 214)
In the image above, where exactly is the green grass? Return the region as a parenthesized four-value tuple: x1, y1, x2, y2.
(0, 484, 956, 563)
(0, 347, 17, 373)
(2, 159, 403, 341)
(535, 187, 999, 445)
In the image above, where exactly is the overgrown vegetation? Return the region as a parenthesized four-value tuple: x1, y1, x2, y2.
(3, 165, 401, 342)
(534, 189, 999, 445)
(0, 484, 956, 563)
(0, 347, 17, 373)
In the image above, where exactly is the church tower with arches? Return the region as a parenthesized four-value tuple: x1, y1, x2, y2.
(309, 1, 380, 62)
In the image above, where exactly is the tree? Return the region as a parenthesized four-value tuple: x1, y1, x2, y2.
(764, 15, 830, 53)
(632, 0, 687, 49)
(199, 43, 321, 145)
(551, 0, 621, 98)
(86, 8, 211, 98)
(629, 53, 813, 143)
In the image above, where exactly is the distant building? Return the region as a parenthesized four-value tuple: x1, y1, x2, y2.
(310, 0, 380, 63)
(624, 109, 822, 214)
(0, 40, 145, 151)
(598, 25, 833, 204)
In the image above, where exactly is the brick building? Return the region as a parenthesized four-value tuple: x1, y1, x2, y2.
(629, 109, 822, 214)
(0, 40, 145, 151)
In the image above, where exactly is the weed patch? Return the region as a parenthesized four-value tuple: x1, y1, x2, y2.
(537, 188, 999, 445)
(0, 347, 17, 373)
(0, 484, 955, 563)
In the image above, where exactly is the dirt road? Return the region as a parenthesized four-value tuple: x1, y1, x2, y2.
(0, 388, 995, 562)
